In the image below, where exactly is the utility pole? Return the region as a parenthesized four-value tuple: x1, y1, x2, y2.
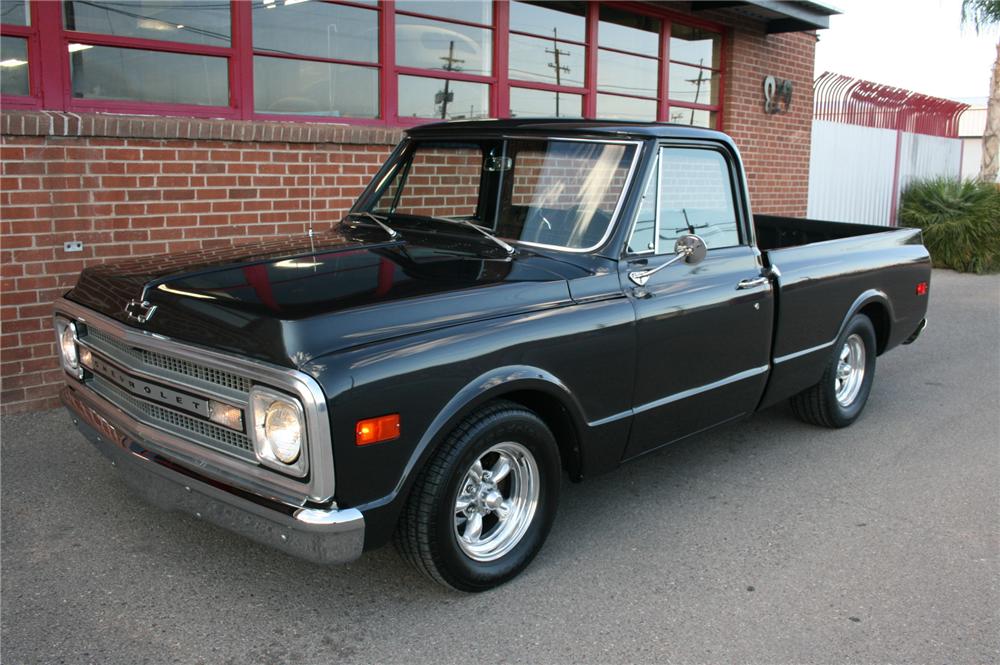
(685, 58, 707, 125)
(546, 28, 570, 116)
(437, 40, 464, 119)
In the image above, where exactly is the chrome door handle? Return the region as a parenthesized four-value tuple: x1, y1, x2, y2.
(737, 276, 769, 290)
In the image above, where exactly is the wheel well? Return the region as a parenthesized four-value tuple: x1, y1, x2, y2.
(859, 302, 890, 354)
(493, 390, 583, 480)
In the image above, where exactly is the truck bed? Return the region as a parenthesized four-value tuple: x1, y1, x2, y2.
(752, 215, 931, 410)
(754, 214, 888, 251)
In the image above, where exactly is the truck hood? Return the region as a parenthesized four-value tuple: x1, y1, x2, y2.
(66, 227, 585, 366)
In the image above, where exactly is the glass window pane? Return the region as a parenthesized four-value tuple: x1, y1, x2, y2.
(668, 63, 718, 105)
(501, 139, 637, 249)
(70, 45, 228, 106)
(508, 33, 584, 87)
(252, 1, 377, 63)
(63, 0, 230, 47)
(670, 24, 721, 68)
(627, 165, 657, 253)
(376, 144, 484, 218)
(0, 36, 29, 95)
(396, 14, 491, 76)
(509, 87, 582, 118)
(597, 50, 657, 98)
(599, 6, 659, 57)
(1, 0, 29, 25)
(396, 1, 491, 25)
(254, 56, 377, 117)
(398, 74, 488, 120)
(667, 106, 716, 128)
(509, 1, 585, 42)
(597, 94, 656, 121)
(659, 148, 738, 249)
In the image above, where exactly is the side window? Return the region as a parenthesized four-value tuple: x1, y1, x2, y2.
(658, 148, 740, 250)
(627, 166, 657, 253)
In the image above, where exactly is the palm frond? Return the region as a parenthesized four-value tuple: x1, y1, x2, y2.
(962, 0, 1000, 32)
(898, 178, 1000, 273)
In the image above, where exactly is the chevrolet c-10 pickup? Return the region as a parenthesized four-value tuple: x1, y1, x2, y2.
(56, 119, 930, 590)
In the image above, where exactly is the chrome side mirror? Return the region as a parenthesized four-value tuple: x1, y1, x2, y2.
(628, 234, 707, 287)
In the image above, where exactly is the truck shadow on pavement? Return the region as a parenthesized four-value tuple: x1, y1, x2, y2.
(39, 398, 835, 603)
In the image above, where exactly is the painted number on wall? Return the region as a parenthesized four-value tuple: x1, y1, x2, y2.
(763, 76, 793, 114)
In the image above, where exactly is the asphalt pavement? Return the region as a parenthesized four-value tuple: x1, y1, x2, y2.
(2, 269, 998, 664)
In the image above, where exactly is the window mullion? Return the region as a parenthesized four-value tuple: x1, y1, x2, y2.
(583, 2, 598, 118)
(657, 19, 670, 122)
(35, 0, 66, 111)
(233, 0, 253, 119)
(382, 0, 396, 125)
(493, 0, 509, 119)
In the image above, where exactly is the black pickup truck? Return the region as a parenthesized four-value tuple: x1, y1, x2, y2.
(56, 120, 930, 591)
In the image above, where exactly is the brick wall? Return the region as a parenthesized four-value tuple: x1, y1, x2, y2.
(718, 25, 817, 216)
(0, 112, 401, 414)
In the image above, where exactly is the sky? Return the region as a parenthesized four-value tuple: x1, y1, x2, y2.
(814, 0, 998, 105)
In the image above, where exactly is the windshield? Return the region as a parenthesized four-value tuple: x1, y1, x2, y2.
(367, 138, 639, 250)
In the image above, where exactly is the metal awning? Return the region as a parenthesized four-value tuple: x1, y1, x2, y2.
(688, 1, 841, 33)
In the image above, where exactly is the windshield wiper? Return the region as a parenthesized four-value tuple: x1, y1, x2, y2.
(426, 216, 516, 256)
(345, 211, 399, 240)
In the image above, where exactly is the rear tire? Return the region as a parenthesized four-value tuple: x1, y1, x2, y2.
(395, 400, 561, 592)
(790, 313, 877, 428)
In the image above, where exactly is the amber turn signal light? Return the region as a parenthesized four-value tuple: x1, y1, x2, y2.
(356, 414, 400, 446)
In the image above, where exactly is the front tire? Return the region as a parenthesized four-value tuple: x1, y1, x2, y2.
(395, 401, 561, 592)
(790, 313, 877, 428)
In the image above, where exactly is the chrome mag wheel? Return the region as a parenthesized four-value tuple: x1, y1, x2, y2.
(454, 441, 539, 562)
(835, 333, 866, 407)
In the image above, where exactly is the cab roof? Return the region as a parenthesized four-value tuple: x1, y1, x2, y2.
(406, 118, 735, 146)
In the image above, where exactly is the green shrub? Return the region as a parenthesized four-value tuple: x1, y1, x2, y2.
(898, 178, 1000, 273)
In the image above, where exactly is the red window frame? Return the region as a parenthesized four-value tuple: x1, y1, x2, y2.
(0, 2, 41, 110)
(0, 0, 726, 129)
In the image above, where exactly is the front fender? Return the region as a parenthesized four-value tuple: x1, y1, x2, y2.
(304, 294, 637, 551)
(395, 365, 589, 494)
(353, 365, 590, 550)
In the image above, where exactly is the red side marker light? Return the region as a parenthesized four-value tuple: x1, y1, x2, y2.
(356, 414, 400, 446)
(916, 282, 928, 296)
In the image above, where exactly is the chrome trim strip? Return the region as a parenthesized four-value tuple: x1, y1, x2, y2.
(590, 364, 771, 427)
(773, 339, 836, 364)
(54, 298, 335, 505)
(633, 365, 770, 415)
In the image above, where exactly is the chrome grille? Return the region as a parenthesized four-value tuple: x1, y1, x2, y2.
(85, 327, 251, 394)
(91, 374, 253, 458)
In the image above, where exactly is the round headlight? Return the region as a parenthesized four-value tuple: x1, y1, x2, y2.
(264, 400, 302, 464)
(59, 322, 79, 370)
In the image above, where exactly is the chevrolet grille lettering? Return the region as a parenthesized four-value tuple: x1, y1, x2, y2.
(90, 354, 211, 417)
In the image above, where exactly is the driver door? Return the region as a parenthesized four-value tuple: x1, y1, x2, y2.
(621, 144, 774, 459)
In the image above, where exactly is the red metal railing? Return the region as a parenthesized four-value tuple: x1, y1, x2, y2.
(814, 71, 968, 138)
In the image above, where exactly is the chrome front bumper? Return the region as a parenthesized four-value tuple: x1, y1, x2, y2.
(62, 385, 365, 565)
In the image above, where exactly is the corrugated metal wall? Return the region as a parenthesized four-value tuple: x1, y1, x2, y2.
(807, 121, 896, 225)
(897, 133, 964, 193)
(807, 120, 964, 226)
